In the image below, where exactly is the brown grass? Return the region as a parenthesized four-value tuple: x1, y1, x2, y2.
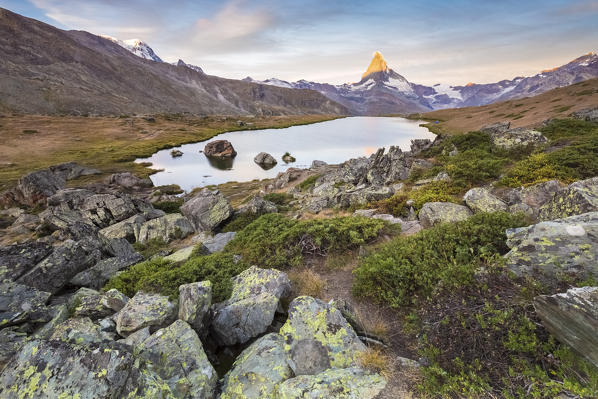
(358, 348, 393, 378)
(289, 268, 325, 298)
(417, 78, 598, 134)
(0, 113, 340, 190)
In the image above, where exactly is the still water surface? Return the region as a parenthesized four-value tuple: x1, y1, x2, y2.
(137, 117, 435, 191)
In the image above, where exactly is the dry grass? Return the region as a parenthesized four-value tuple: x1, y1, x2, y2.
(289, 268, 325, 298)
(358, 348, 393, 378)
(354, 307, 391, 341)
(417, 78, 598, 134)
(324, 250, 358, 270)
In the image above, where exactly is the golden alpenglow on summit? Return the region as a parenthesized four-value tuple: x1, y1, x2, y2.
(1, 1, 598, 399)
(362, 51, 389, 78)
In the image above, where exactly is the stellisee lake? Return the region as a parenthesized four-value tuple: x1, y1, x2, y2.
(137, 117, 436, 191)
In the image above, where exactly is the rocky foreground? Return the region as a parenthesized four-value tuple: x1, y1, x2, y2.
(1, 114, 598, 397)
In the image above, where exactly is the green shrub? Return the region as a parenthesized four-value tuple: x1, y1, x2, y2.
(154, 184, 184, 195)
(408, 182, 461, 210)
(104, 253, 249, 302)
(220, 212, 261, 233)
(132, 238, 170, 259)
(263, 192, 294, 206)
(226, 213, 386, 269)
(152, 198, 184, 213)
(297, 174, 321, 192)
(352, 212, 527, 307)
(370, 193, 409, 217)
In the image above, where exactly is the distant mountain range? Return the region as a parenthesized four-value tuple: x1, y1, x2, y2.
(246, 51, 598, 115)
(0, 8, 347, 116)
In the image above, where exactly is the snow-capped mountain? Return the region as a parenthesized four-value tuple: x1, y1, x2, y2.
(101, 36, 163, 62)
(174, 59, 204, 74)
(247, 51, 598, 114)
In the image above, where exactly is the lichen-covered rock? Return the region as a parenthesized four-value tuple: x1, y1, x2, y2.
(276, 367, 386, 399)
(50, 317, 105, 345)
(181, 189, 233, 232)
(136, 213, 194, 243)
(0, 328, 27, 371)
(164, 245, 195, 263)
(178, 281, 212, 335)
(464, 187, 507, 213)
(0, 241, 52, 282)
(48, 162, 100, 181)
(79, 193, 140, 228)
(98, 214, 148, 242)
(0, 339, 143, 399)
(418, 202, 473, 228)
(34, 304, 69, 340)
(254, 152, 277, 168)
(238, 196, 277, 214)
(137, 320, 217, 399)
(70, 255, 143, 290)
(220, 333, 293, 399)
(534, 286, 598, 367)
(280, 296, 366, 371)
(0, 281, 51, 328)
(119, 326, 150, 348)
(12, 169, 66, 206)
(489, 127, 547, 149)
(73, 290, 118, 320)
(505, 212, 598, 281)
(410, 138, 433, 154)
(17, 238, 102, 294)
(211, 266, 290, 346)
(538, 177, 598, 221)
(518, 180, 563, 208)
(107, 172, 152, 188)
(116, 291, 176, 336)
(337, 185, 394, 208)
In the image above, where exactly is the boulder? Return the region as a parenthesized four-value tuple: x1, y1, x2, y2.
(410, 138, 433, 154)
(116, 291, 176, 336)
(164, 246, 195, 263)
(98, 214, 147, 242)
(338, 185, 394, 208)
(211, 266, 291, 346)
(50, 317, 105, 345)
(7, 169, 66, 207)
(37, 207, 98, 241)
(280, 296, 366, 371)
(408, 158, 434, 177)
(254, 152, 277, 168)
(480, 121, 510, 135)
(80, 193, 140, 228)
(181, 189, 233, 232)
(137, 320, 217, 399)
(17, 238, 102, 294)
(107, 172, 153, 188)
(505, 212, 598, 282)
(33, 304, 69, 340)
(277, 367, 386, 399)
(518, 180, 563, 209)
(538, 177, 598, 221)
(170, 149, 183, 158)
(489, 127, 547, 149)
(367, 146, 410, 185)
(120, 326, 150, 348)
(72, 289, 128, 320)
(48, 162, 100, 180)
(136, 213, 194, 243)
(267, 168, 304, 190)
(463, 187, 508, 213)
(571, 107, 598, 123)
(204, 140, 237, 158)
(0, 328, 27, 371)
(0, 241, 52, 281)
(0, 281, 51, 328)
(70, 255, 143, 290)
(282, 152, 296, 163)
(220, 333, 293, 399)
(419, 202, 473, 228)
(534, 286, 598, 367)
(178, 281, 212, 335)
(238, 196, 277, 214)
(311, 160, 328, 168)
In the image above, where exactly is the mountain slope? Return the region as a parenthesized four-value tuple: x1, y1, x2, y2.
(0, 8, 347, 116)
(101, 36, 163, 62)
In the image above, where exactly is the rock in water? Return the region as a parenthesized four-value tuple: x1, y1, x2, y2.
(137, 320, 217, 398)
(180, 189, 233, 232)
(464, 187, 507, 213)
(220, 333, 293, 399)
(538, 177, 598, 220)
(254, 152, 277, 168)
(534, 286, 598, 367)
(418, 202, 473, 228)
(211, 266, 291, 346)
(280, 296, 366, 371)
(505, 212, 598, 282)
(277, 367, 386, 399)
(204, 140, 237, 158)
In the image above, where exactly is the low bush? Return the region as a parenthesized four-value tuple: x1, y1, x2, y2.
(132, 238, 170, 259)
(262, 192, 294, 206)
(352, 212, 526, 307)
(297, 174, 321, 192)
(226, 213, 386, 269)
(152, 198, 184, 213)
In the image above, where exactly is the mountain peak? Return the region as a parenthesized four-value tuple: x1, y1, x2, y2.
(362, 51, 389, 79)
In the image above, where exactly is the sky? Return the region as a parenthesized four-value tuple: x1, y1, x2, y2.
(1, 0, 597, 85)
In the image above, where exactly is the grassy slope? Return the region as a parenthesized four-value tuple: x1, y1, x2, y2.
(0, 114, 340, 190)
(417, 78, 598, 134)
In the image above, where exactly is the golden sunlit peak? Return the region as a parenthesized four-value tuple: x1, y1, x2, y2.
(465, 82, 475, 87)
(362, 51, 389, 79)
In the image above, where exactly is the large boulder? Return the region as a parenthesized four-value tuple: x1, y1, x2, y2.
(238, 196, 277, 215)
(12, 169, 66, 206)
(0, 281, 51, 328)
(136, 213, 194, 243)
(0, 328, 27, 371)
(410, 138, 433, 154)
(79, 193, 140, 228)
(254, 152, 277, 168)
(72, 289, 128, 320)
(220, 333, 293, 399)
(0, 241, 52, 281)
(204, 140, 237, 158)
(280, 296, 366, 372)
(195, 232, 237, 254)
(464, 187, 507, 213)
(178, 281, 212, 336)
(538, 177, 598, 221)
(137, 320, 217, 399)
(98, 214, 148, 242)
(50, 317, 105, 345)
(181, 189, 233, 232)
(489, 127, 547, 149)
(277, 367, 386, 399)
(48, 162, 100, 180)
(518, 180, 563, 208)
(17, 238, 102, 294)
(115, 291, 176, 336)
(571, 107, 598, 123)
(419, 202, 473, 228)
(211, 266, 291, 346)
(70, 255, 143, 290)
(505, 212, 598, 282)
(107, 172, 152, 188)
(366, 146, 410, 185)
(534, 286, 598, 367)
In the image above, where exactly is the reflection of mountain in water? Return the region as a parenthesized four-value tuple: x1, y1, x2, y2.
(206, 156, 234, 170)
